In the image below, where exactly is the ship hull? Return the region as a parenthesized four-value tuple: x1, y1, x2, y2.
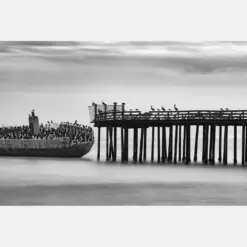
(0, 141, 94, 158)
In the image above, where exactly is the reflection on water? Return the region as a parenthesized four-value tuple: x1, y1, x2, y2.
(0, 144, 247, 205)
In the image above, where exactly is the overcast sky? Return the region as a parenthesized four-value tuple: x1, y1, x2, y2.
(1, 41, 247, 126)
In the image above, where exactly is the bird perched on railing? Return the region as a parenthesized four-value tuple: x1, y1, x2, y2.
(151, 105, 155, 111)
(174, 104, 178, 111)
(226, 108, 229, 111)
(220, 108, 224, 111)
(102, 101, 106, 105)
(161, 106, 166, 111)
(92, 102, 95, 106)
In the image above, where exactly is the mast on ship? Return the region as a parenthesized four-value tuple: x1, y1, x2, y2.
(28, 110, 40, 135)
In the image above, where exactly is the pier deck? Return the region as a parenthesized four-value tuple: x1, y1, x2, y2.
(89, 103, 247, 166)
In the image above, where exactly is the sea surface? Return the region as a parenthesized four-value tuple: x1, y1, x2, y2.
(1, 138, 247, 205)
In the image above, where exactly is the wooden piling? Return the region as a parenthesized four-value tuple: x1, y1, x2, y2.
(106, 127, 109, 161)
(121, 127, 124, 162)
(218, 125, 222, 163)
(113, 127, 117, 161)
(139, 127, 144, 163)
(161, 126, 165, 163)
(204, 124, 209, 164)
(194, 124, 199, 162)
(186, 125, 191, 164)
(174, 125, 178, 164)
(211, 124, 215, 165)
(245, 125, 247, 162)
(182, 125, 187, 162)
(223, 125, 228, 165)
(97, 127, 101, 161)
(245, 126, 247, 162)
(242, 124, 245, 166)
(209, 125, 213, 164)
(168, 126, 173, 162)
(109, 127, 114, 160)
(133, 128, 138, 162)
(157, 126, 161, 163)
(124, 127, 129, 162)
(179, 125, 182, 162)
(234, 125, 237, 165)
(144, 128, 147, 162)
(151, 126, 155, 162)
(202, 124, 206, 163)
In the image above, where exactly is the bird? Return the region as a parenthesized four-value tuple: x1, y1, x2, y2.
(226, 108, 229, 111)
(151, 105, 155, 111)
(161, 106, 166, 111)
(92, 102, 95, 105)
(220, 108, 224, 111)
(135, 109, 139, 111)
(102, 101, 106, 105)
(174, 104, 178, 111)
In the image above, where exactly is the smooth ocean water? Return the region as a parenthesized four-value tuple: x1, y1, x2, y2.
(1, 135, 247, 205)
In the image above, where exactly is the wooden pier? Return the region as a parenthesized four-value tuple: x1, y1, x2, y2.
(89, 102, 247, 166)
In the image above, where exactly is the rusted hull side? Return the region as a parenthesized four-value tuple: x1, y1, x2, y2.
(0, 141, 94, 158)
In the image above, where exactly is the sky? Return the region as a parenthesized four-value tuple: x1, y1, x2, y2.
(1, 41, 247, 126)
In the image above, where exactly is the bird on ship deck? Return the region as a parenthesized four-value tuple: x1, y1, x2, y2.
(151, 106, 155, 111)
(161, 106, 166, 111)
(174, 104, 178, 111)
(102, 101, 106, 105)
(220, 108, 224, 111)
(226, 108, 229, 111)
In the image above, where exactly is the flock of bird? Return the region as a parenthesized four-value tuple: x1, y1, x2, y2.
(93, 102, 232, 114)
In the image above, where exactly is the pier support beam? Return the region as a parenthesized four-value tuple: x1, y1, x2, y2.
(182, 125, 186, 162)
(174, 125, 178, 164)
(151, 127, 155, 162)
(109, 127, 114, 160)
(144, 128, 147, 162)
(245, 126, 247, 162)
(124, 128, 129, 162)
(242, 124, 245, 166)
(168, 126, 173, 162)
(121, 127, 124, 162)
(212, 124, 216, 165)
(161, 126, 166, 163)
(234, 125, 237, 165)
(97, 127, 101, 161)
(113, 126, 117, 161)
(133, 128, 138, 162)
(179, 125, 182, 162)
(193, 124, 199, 162)
(157, 126, 161, 163)
(185, 125, 191, 164)
(139, 127, 144, 163)
(106, 127, 109, 161)
(218, 125, 222, 163)
(209, 125, 213, 164)
(223, 125, 228, 165)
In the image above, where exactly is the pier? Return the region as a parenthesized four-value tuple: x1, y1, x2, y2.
(89, 103, 247, 166)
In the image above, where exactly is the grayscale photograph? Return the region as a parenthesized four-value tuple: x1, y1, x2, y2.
(1, 41, 247, 205)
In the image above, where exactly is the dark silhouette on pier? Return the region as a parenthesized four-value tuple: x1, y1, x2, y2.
(89, 102, 247, 166)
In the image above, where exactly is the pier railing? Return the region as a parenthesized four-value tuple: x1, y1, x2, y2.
(89, 105, 247, 124)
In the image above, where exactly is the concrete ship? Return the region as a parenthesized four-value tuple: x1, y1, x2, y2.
(0, 111, 94, 158)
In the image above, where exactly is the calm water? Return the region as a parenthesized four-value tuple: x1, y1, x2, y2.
(1, 137, 247, 205)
